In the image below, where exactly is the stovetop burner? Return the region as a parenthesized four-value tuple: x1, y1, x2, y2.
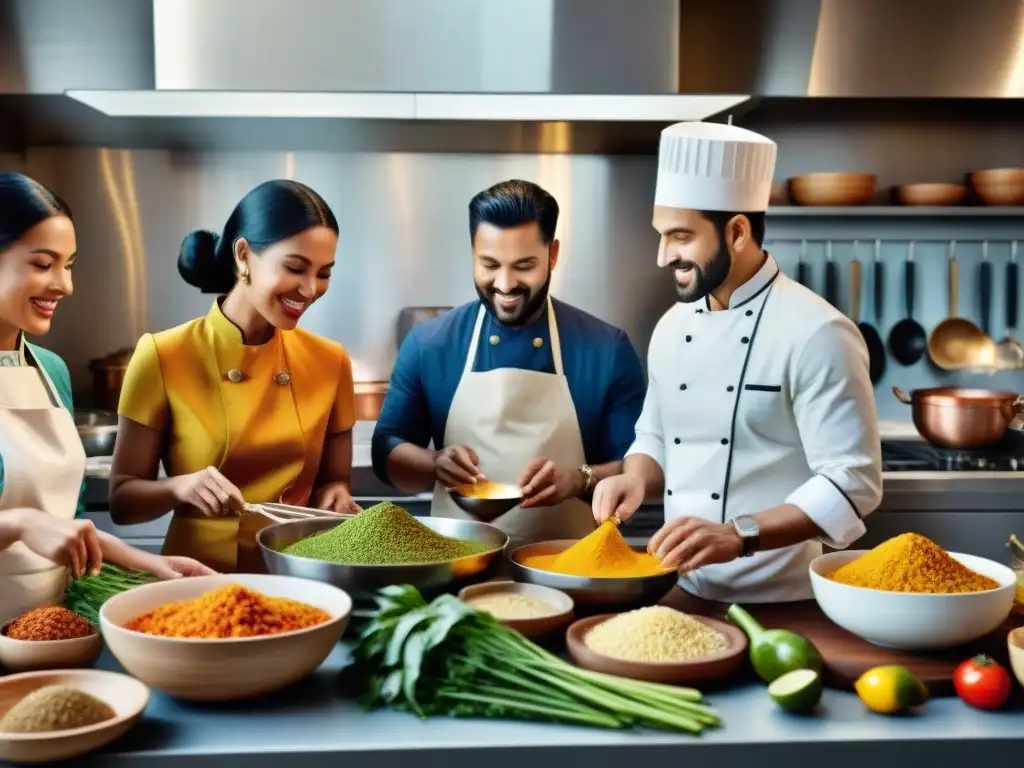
(882, 440, 1024, 472)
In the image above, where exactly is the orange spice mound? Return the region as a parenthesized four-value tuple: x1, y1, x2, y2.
(827, 533, 1000, 594)
(5, 606, 96, 641)
(520, 520, 668, 578)
(124, 584, 331, 638)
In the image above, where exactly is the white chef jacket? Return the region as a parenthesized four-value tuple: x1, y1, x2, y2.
(628, 254, 883, 603)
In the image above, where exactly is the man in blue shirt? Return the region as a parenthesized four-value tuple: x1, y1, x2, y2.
(371, 179, 647, 547)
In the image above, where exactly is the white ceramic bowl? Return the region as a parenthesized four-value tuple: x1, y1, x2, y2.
(0, 564, 68, 626)
(809, 550, 1016, 650)
(99, 573, 352, 702)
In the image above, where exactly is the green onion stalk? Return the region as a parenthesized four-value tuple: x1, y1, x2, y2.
(342, 585, 722, 734)
(63, 563, 158, 626)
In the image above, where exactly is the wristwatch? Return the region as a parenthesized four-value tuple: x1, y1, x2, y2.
(731, 515, 760, 557)
(578, 464, 595, 493)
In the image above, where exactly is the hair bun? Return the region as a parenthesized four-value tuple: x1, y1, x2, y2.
(178, 229, 234, 294)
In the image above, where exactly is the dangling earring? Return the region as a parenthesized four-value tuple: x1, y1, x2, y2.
(239, 265, 251, 285)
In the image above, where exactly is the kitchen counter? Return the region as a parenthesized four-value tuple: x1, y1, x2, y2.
(75, 645, 1023, 768)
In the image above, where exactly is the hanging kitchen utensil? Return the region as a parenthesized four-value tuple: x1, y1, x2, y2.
(996, 240, 1024, 369)
(823, 240, 838, 308)
(928, 240, 996, 370)
(979, 240, 992, 336)
(796, 239, 809, 287)
(872, 239, 884, 328)
(852, 242, 886, 384)
(887, 241, 927, 366)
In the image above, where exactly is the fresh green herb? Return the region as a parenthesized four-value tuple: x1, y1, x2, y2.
(342, 585, 721, 734)
(63, 563, 158, 625)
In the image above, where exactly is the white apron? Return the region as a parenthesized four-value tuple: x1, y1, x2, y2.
(0, 354, 84, 622)
(431, 297, 596, 551)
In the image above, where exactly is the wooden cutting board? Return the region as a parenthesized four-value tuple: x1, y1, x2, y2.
(660, 589, 1023, 696)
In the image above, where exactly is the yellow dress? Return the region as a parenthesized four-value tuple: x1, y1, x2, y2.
(117, 298, 355, 573)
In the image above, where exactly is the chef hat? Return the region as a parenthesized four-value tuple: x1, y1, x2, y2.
(654, 122, 777, 213)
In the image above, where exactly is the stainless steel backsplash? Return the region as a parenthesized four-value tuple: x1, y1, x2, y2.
(0, 147, 675, 391)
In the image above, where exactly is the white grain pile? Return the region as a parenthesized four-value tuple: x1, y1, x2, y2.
(583, 606, 728, 662)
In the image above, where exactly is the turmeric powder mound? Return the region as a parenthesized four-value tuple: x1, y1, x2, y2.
(520, 520, 670, 578)
(124, 584, 332, 638)
(827, 533, 1000, 594)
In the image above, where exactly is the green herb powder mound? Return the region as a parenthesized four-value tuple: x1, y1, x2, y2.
(282, 502, 493, 565)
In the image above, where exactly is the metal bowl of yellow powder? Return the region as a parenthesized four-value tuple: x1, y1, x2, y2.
(810, 533, 1017, 650)
(508, 522, 678, 610)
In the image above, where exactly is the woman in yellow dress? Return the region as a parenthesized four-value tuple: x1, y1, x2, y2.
(109, 179, 359, 573)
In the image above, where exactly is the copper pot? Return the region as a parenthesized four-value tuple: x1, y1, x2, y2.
(88, 348, 134, 411)
(893, 386, 1024, 449)
(354, 381, 388, 421)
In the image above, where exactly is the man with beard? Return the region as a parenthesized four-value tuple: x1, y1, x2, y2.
(372, 179, 646, 548)
(592, 122, 883, 603)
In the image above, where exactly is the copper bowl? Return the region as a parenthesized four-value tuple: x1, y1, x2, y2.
(968, 168, 1024, 206)
(354, 382, 388, 421)
(893, 386, 1024, 449)
(788, 173, 877, 206)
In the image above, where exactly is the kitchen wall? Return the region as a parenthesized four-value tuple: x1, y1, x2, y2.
(1, 109, 1022, 421)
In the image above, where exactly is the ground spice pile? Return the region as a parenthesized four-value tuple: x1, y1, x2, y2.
(4, 606, 96, 641)
(584, 606, 728, 662)
(282, 501, 493, 565)
(0, 685, 114, 733)
(463, 593, 556, 620)
(520, 520, 668, 578)
(124, 584, 331, 638)
(827, 532, 1000, 593)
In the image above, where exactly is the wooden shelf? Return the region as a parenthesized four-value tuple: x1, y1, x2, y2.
(767, 206, 1023, 218)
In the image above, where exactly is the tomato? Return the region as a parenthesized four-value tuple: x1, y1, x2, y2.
(953, 655, 1012, 710)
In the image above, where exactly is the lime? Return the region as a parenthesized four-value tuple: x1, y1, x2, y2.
(768, 668, 823, 713)
(854, 665, 929, 714)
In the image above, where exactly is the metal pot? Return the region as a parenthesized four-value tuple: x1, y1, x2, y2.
(74, 409, 118, 457)
(893, 385, 1024, 449)
(354, 382, 389, 422)
(88, 347, 134, 411)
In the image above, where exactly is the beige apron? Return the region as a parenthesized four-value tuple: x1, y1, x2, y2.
(431, 297, 596, 552)
(0, 361, 84, 621)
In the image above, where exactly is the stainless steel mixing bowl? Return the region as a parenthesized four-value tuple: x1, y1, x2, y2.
(508, 540, 678, 610)
(257, 516, 509, 600)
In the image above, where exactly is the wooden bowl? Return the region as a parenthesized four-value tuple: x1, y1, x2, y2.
(99, 574, 352, 702)
(969, 168, 1024, 206)
(566, 613, 748, 686)
(894, 183, 966, 207)
(1008, 627, 1024, 689)
(788, 172, 877, 206)
(0, 669, 149, 764)
(458, 580, 573, 639)
(0, 621, 103, 673)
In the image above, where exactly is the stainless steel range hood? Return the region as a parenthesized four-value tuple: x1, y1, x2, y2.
(64, 0, 749, 123)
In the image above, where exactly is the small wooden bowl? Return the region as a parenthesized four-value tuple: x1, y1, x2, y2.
(458, 581, 573, 639)
(894, 183, 966, 207)
(0, 669, 149, 764)
(969, 168, 1024, 206)
(1007, 627, 1024, 689)
(566, 613, 748, 686)
(0, 621, 103, 673)
(788, 172, 877, 206)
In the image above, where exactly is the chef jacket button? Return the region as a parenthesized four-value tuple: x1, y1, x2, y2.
(741, 336, 750, 344)
(274, 371, 291, 386)
(746, 310, 753, 317)
(696, 309, 704, 314)
(711, 492, 720, 500)
(679, 383, 687, 391)
(532, 337, 544, 348)
(685, 335, 692, 342)
(674, 437, 681, 444)
(489, 335, 500, 345)
(721, 438, 729, 445)
(667, 490, 673, 496)
(727, 385, 735, 392)
(227, 369, 244, 383)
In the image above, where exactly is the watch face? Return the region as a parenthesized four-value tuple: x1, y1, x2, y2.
(734, 516, 759, 536)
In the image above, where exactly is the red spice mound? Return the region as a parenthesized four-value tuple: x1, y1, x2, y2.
(4, 606, 96, 641)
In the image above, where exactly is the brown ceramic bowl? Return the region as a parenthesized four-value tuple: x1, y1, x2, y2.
(0, 669, 149, 764)
(0, 621, 103, 673)
(788, 172, 877, 206)
(969, 168, 1024, 206)
(458, 580, 573, 639)
(894, 183, 966, 207)
(566, 613, 748, 686)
